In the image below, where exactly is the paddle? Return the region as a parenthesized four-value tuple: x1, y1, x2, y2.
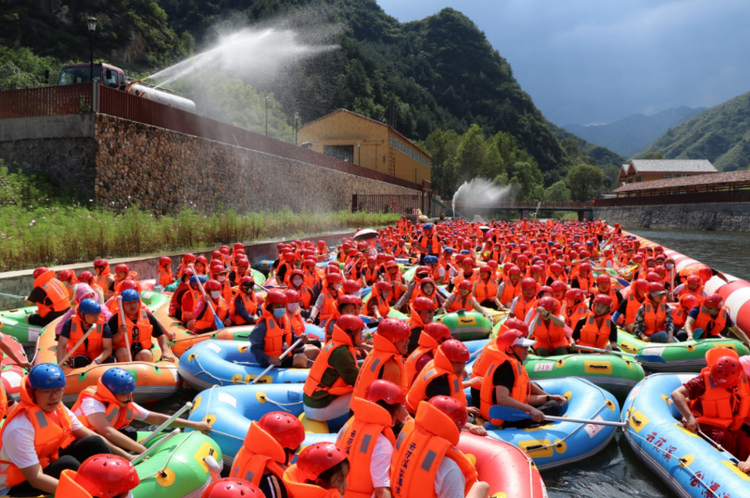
(250, 337, 305, 384)
(489, 405, 627, 427)
(0, 292, 26, 300)
(139, 402, 193, 447)
(116, 296, 133, 363)
(132, 428, 181, 465)
(58, 323, 97, 366)
(189, 265, 224, 330)
(573, 345, 667, 364)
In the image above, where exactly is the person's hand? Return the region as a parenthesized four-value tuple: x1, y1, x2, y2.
(536, 306, 545, 314)
(466, 406, 481, 416)
(223, 318, 232, 326)
(641, 334, 651, 343)
(202, 295, 210, 303)
(123, 452, 137, 462)
(300, 333, 308, 342)
(468, 423, 487, 436)
(119, 324, 128, 336)
(306, 318, 314, 324)
(269, 357, 282, 366)
(529, 407, 545, 423)
(551, 394, 567, 404)
(684, 414, 698, 433)
(569, 340, 576, 348)
(192, 421, 212, 434)
(604, 343, 612, 352)
(161, 352, 175, 363)
(18, 361, 33, 370)
(738, 461, 750, 473)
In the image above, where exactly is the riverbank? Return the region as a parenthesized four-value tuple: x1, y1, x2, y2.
(594, 203, 750, 232)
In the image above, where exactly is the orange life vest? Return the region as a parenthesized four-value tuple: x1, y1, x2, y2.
(673, 305, 689, 328)
(32, 270, 70, 317)
(405, 348, 466, 415)
(404, 332, 440, 387)
(303, 268, 320, 289)
(230, 422, 288, 488)
(594, 286, 620, 309)
(286, 312, 306, 337)
(193, 296, 229, 332)
(531, 314, 569, 351)
(113, 305, 153, 351)
(474, 278, 498, 303)
(575, 272, 595, 293)
(354, 335, 407, 397)
(562, 302, 588, 329)
(0, 381, 74, 487)
(513, 296, 536, 322)
(156, 266, 174, 288)
(55, 469, 93, 498)
(384, 273, 406, 301)
(71, 380, 135, 431)
(231, 289, 259, 324)
(693, 306, 730, 338)
(365, 293, 391, 319)
(291, 285, 314, 310)
(0, 389, 6, 422)
(94, 265, 114, 296)
(336, 397, 396, 498)
(500, 278, 522, 304)
(362, 266, 379, 286)
(67, 314, 106, 360)
(642, 301, 667, 336)
(257, 310, 294, 358)
(303, 326, 358, 398)
(318, 290, 339, 322)
(470, 343, 501, 380)
(282, 465, 341, 498)
(448, 293, 473, 313)
(619, 292, 644, 327)
(418, 233, 441, 254)
(578, 311, 612, 350)
(390, 401, 477, 498)
(480, 352, 530, 426)
(691, 353, 750, 430)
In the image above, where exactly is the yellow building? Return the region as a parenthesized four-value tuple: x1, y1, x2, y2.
(298, 109, 431, 185)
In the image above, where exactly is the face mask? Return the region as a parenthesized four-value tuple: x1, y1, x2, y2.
(217, 275, 226, 282)
(273, 308, 286, 319)
(333, 283, 342, 290)
(210, 291, 221, 299)
(287, 303, 300, 313)
(292, 278, 303, 286)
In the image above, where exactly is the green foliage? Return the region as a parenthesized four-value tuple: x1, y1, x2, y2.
(566, 164, 604, 201)
(544, 181, 571, 203)
(0, 47, 58, 90)
(545, 120, 624, 168)
(642, 152, 664, 159)
(0, 161, 58, 208)
(601, 165, 622, 192)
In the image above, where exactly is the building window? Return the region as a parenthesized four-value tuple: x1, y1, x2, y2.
(390, 136, 430, 167)
(636, 175, 642, 182)
(323, 145, 354, 162)
(662, 174, 690, 179)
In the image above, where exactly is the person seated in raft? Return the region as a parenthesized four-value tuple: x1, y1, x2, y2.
(156, 256, 174, 288)
(588, 274, 623, 310)
(570, 295, 618, 352)
(353, 319, 411, 398)
(23, 267, 71, 327)
(561, 288, 587, 329)
(0, 364, 132, 497)
(420, 255, 444, 285)
(55, 454, 141, 498)
(439, 280, 491, 322)
(57, 299, 115, 369)
(71, 368, 209, 455)
(479, 329, 567, 428)
(183, 276, 209, 328)
(307, 271, 342, 332)
(671, 348, 750, 471)
(528, 296, 569, 357)
(302, 315, 364, 422)
(405, 323, 452, 388)
(230, 411, 306, 498)
(288, 269, 315, 316)
(671, 295, 699, 335)
(673, 274, 707, 306)
(677, 293, 750, 346)
(405, 340, 486, 436)
(108, 289, 175, 363)
(631, 282, 675, 343)
(282, 442, 350, 497)
(228, 257, 251, 287)
(612, 279, 649, 333)
(284, 289, 322, 353)
(56, 270, 77, 306)
(276, 250, 297, 285)
(194, 255, 209, 276)
(365, 281, 393, 323)
(390, 396, 490, 498)
(112, 264, 139, 294)
(174, 253, 196, 281)
(302, 258, 321, 291)
(93, 259, 116, 300)
(75, 271, 105, 304)
(320, 294, 362, 344)
(414, 223, 442, 265)
(471, 264, 502, 311)
(55, 284, 114, 339)
(168, 267, 194, 321)
(191, 279, 232, 334)
(406, 297, 438, 355)
(496, 265, 523, 310)
(336, 380, 408, 498)
(230, 276, 260, 326)
(359, 256, 381, 287)
(209, 262, 233, 304)
(508, 278, 539, 323)
(570, 263, 595, 295)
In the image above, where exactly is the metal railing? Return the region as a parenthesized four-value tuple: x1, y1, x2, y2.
(452, 201, 593, 210)
(352, 194, 424, 214)
(0, 83, 93, 119)
(595, 189, 750, 207)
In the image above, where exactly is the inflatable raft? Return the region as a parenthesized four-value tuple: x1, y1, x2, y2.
(164, 269, 266, 292)
(436, 310, 495, 341)
(622, 373, 750, 498)
(1, 334, 28, 401)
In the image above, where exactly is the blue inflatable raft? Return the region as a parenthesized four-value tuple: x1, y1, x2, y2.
(622, 373, 750, 498)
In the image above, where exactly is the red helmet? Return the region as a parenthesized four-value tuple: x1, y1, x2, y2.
(204, 279, 222, 291)
(181, 268, 195, 279)
(687, 275, 702, 287)
(93, 258, 108, 267)
(236, 258, 249, 268)
(440, 339, 470, 363)
(234, 243, 245, 250)
(579, 263, 591, 273)
(488, 260, 499, 270)
(645, 257, 657, 266)
(458, 279, 473, 291)
(565, 288, 584, 303)
(704, 293, 723, 308)
(521, 277, 537, 289)
(304, 258, 317, 267)
(681, 295, 699, 311)
(413, 296, 435, 311)
(710, 353, 742, 388)
(77, 270, 94, 283)
(538, 296, 558, 313)
(118, 279, 138, 292)
(634, 279, 650, 292)
(538, 285, 553, 296)
(115, 263, 129, 273)
(648, 282, 666, 294)
(289, 269, 305, 280)
(374, 281, 391, 293)
(364, 380, 406, 405)
(196, 256, 208, 265)
(516, 255, 528, 263)
(592, 294, 613, 309)
(596, 274, 610, 285)
(366, 256, 377, 265)
(646, 272, 661, 282)
(428, 396, 467, 428)
(343, 279, 360, 294)
(530, 265, 543, 274)
(159, 256, 172, 266)
(549, 263, 562, 273)
(282, 251, 296, 262)
(284, 289, 300, 303)
(461, 257, 474, 266)
(235, 248, 246, 256)
(202, 479, 263, 498)
(318, 240, 326, 247)
(550, 281, 567, 293)
(654, 265, 667, 276)
(479, 265, 492, 274)
(337, 294, 361, 307)
(296, 442, 347, 481)
(258, 411, 306, 449)
(183, 253, 196, 263)
(265, 290, 288, 305)
(501, 318, 529, 336)
(239, 276, 255, 287)
(326, 273, 343, 284)
(75, 455, 140, 498)
(508, 266, 522, 275)
(579, 251, 590, 259)
(424, 323, 452, 343)
(338, 314, 365, 333)
(416, 265, 432, 277)
(376, 319, 411, 343)
(211, 263, 226, 274)
(212, 250, 222, 260)
(220, 246, 230, 254)
(420, 277, 436, 289)
(57, 269, 73, 282)
(698, 267, 713, 283)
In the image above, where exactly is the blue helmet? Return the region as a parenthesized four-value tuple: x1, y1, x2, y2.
(586, 241, 594, 246)
(190, 275, 207, 287)
(28, 363, 66, 390)
(79, 298, 101, 316)
(423, 223, 433, 231)
(460, 250, 470, 255)
(120, 289, 140, 303)
(424, 256, 438, 265)
(445, 248, 454, 254)
(101, 368, 136, 395)
(547, 241, 554, 246)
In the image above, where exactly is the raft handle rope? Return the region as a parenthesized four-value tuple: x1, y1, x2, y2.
(133, 428, 182, 466)
(139, 430, 197, 481)
(485, 431, 537, 492)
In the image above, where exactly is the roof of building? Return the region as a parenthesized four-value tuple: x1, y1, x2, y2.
(613, 169, 750, 194)
(627, 159, 717, 174)
(299, 108, 431, 160)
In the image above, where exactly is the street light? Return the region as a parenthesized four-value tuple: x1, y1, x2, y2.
(87, 17, 97, 83)
(265, 96, 269, 137)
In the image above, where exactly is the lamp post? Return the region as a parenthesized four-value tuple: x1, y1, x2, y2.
(294, 113, 299, 146)
(265, 96, 269, 137)
(357, 142, 361, 165)
(87, 17, 97, 83)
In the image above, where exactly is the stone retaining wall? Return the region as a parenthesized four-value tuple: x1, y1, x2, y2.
(594, 203, 750, 231)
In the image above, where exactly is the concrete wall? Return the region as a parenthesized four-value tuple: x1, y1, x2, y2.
(594, 203, 750, 231)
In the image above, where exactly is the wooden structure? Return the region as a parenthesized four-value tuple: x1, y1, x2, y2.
(617, 159, 717, 184)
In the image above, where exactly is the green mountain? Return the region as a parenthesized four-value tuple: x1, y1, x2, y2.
(563, 106, 705, 158)
(546, 120, 625, 167)
(639, 91, 750, 171)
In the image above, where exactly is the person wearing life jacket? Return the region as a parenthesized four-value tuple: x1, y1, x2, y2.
(422, 255, 445, 285)
(71, 368, 209, 454)
(632, 282, 675, 343)
(192, 279, 232, 334)
(55, 284, 114, 338)
(288, 269, 315, 314)
(175, 253, 197, 280)
(230, 276, 260, 326)
(322, 294, 363, 343)
(359, 256, 381, 287)
(673, 274, 707, 306)
(549, 279, 567, 303)
(478, 330, 566, 428)
(473, 265, 501, 310)
(353, 319, 410, 398)
(366, 281, 393, 322)
(24, 267, 71, 327)
(672, 294, 699, 334)
(612, 278, 649, 333)
(405, 323, 452, 388)
(393, 266, 437, 310)
(303, 315, 364, 422)
(250, 290, 315, 370)
(529, 296, 569, 357)
(181, 275, 206, 328)
(571, 263, 595, 294)
(108, 289, 174, 363)
(545, 263, 567, 286)
(679, 293, 750, 345)
(390, 396, 489, 498)
(0, 364, 132, 496)
(55, 454, 140, 498)
(561, 288, 588, 329)
(496, 265, 523, 309)
(56, 269, 77, 304)
(335, 380, 407, 498)
(308, 272, 342, 332)
(570, 295, 618, 352)
(230, 412, 306, 498)
(228, 258, 251, 287)
(440, 280, 490, 321)
(671, 348, 750, 465)
(451, 257, 478, 290)
(92, 259, 116, 300)
(57, 299, 114, 368)
(168, 268, 194, 321)
(509, 277, 537, 322)
(210, 263, 234, 304)
(76, 270, 105, 304)
(382, 261, 408, 306)
(406, 297, 437, 355)
(282, 442, 350, 498)
(156, 256, 174, 288)
(590, 274, 622, 310)
(111, 264, 136, 294)
(193, 255, 208, 277)
(415, 223, 442, 265)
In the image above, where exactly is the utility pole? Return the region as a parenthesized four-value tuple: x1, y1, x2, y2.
(87, 17, 97, 83)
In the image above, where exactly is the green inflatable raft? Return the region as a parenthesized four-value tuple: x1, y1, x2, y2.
(436, 310, 493, 341)
(0, 290, 169, 344)
(617, 330, 750, 372)
(164, 269, 266, 292)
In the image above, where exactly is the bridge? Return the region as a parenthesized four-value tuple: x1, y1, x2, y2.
(452, 201, 596, 221)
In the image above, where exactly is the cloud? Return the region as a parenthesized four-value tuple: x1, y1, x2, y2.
(376, 0, 750, 125)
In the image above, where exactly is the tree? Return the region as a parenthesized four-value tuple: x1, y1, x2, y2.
(544, 181, 571, 203)
(643, 152, 664, 159)
(506, 161, 542, 201)
(423, 129, 461, 198)
(454, 124, 486, 182)
(566, 164, 604, 201)
(601, 165, 622, 191)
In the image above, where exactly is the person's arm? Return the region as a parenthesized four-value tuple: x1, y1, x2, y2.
(308, 293, 326, 322)
(332, 347, 360, 386)
(671, 385, 697, 432)
(233, 296, 254, 324)
(570, 317, 586, 344)
(440, 293, 455, 314)
(147, 311, 173, 341)
(665, 307, 674, 342)
(25, 287, 47, 306)
(466, 482, 491, 498)
(529, 382, 566, 404)
(157, 335, 175, 362)
(394, 282, 415, 309)
(632, 306, 647, 340)
(87, 411, 147, 453)
(142, 411, 211, 433)
(71, 426, 134, 460)
(495, 384, 545, 422)
(19, 463, 59, 494)
(249, 323, 272, 367)
(612, 298, 628, 325)
(0, 338, 32, 369)
(471, 298, 490, 319)
(729, 325, 750, 347)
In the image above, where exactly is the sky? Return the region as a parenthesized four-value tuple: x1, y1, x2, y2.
(375, 0, 750, 126)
